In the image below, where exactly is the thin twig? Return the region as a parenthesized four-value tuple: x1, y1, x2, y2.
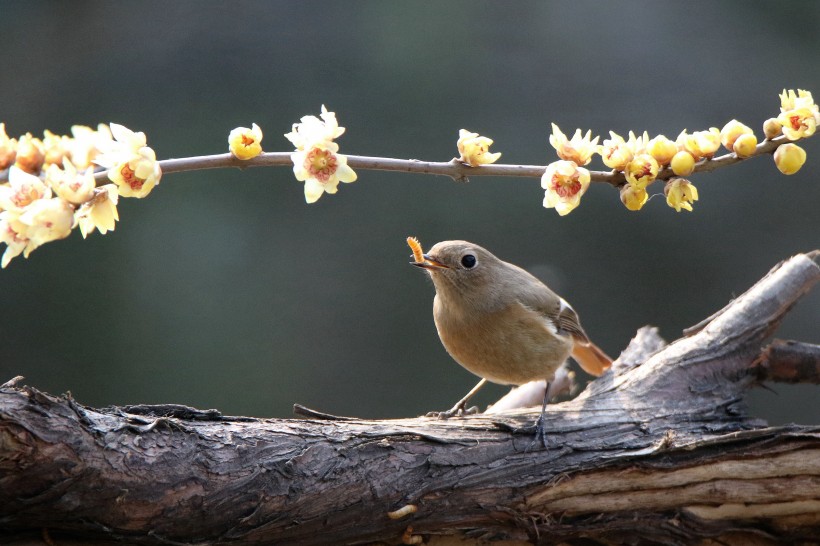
(87, 135, 791, 186)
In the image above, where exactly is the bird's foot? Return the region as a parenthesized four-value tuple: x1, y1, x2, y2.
(526, 413, 549, 452)
(425, 403, 479, 419)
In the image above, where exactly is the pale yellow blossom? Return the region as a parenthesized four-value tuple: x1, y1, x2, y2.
(75, 184, 119, 238)
(0, 213, 28, 268)
(646, 135, 677, 166)
(0, 166, 51, 211)
(284, 105, 345, 151)
(549, 124, 599, 166)
(95, 123, 161, 198)
(456, 129, 501, 166)
(291, 143, 357, 203)
(599, 131, 646, 170)
(777, 108, 817, 140)
(66, 124, 113, 169)
(229, 123, 264, 160)
(47, 159, 95, 205)
(624, 153, 659, 190)
(677, 128, 721, 160)
(664, 178, 699, 212)
(779, 89, 818, 113)
(719, 120, 754, 152)
(42, 130, 67, 166)
(541, 160, 590, 216)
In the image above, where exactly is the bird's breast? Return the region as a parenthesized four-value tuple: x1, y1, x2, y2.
(433, 298, 572, 386)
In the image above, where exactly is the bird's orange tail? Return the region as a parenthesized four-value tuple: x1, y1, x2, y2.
(571, 342, 613, 377)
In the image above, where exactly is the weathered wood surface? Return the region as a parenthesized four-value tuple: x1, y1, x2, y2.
(0, 252, 818, 546)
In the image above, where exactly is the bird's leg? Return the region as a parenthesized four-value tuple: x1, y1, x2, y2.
(528, 381, 551, 451)
(426, 378, 487, 418)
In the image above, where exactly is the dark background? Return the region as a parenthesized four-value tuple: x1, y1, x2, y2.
(1, 1, 817, 424)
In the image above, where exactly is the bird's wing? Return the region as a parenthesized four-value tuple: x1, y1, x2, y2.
(507, 263, 591, 343)
(554, 299, 592, 344)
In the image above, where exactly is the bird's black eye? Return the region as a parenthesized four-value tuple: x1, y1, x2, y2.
(461, 254, 477, 269)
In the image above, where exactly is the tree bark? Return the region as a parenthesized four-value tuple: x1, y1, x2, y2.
(1, 252, 818, 546)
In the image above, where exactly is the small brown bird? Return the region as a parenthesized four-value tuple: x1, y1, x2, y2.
(412, 240, 611, 447)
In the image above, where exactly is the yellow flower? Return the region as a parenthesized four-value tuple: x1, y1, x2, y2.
(664, 178, 699, 212)
(42, 129, 67, 166)
(108, 147, 162, 198)
(677, 128, 721, 160)
(619, 184, 648, 211)
(777, 108, 817, 140)
(95, 123, 162, 198)
(773, 143, 806, 175)
(228, 123, 263, 160)
(13, 197, 74, 256)
(541, 160, 590, 216)
(732, 133, 758, 158)
(14, 133, 45, 174)
(549, 124, 599, 166)
(47, 158, 96, 205)
(0, 166, 52, 212)
(779, 89, 817, 112)
(284, 105, 345, 151)
(456, 129, 501, 166)
(75, 184, 119, 238)
(719, 120, 754, 152)
(599, 130, 646, 170)
(286, 107, 356, 202)
(646, 134, 677, 166)
(66, 124, 112, 170)
(624, 153, 659, 190)
(291, 142, 357, 203)
(670, 150, 696, 176)
(0, 213, 29, 267)
(0, 123, 17, 170)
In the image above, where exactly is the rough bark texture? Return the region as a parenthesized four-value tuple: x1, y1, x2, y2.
(1, 252, 818, 546)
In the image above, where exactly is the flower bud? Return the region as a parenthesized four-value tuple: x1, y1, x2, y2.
(773, 143, 806, 175)
(42, 130, 67, 166)
(14, 133, 45, 174)
(0, 123, 17, 170)
(763, 118, 782, 140)
(719, 120, 753, 152)
(619, 184, 648, 211)
(732, 133, 757, 158)
(646, 135, 677, 166)
(670, 150, 695, 176)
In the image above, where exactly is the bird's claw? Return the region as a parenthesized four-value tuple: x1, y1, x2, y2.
(425, 404, 480, 419)
(525, 414, 549, 452)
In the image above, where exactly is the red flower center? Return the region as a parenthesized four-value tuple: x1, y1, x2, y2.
(120, 164, 145, 191)
(788, 115, 803, 130)
(305, 148, 338, 183)
(552, 173, 581, 198)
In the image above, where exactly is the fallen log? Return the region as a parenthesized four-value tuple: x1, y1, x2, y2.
(1, 252, 818, 545)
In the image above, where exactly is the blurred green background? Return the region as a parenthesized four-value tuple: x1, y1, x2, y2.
(1, 1, 817, 424)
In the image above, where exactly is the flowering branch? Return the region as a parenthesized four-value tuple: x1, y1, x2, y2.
(98, 132, 790, 188)
(0, 90, 816, 267)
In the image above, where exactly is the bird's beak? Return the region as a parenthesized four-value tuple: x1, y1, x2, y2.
(411, 254, 450, 270)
